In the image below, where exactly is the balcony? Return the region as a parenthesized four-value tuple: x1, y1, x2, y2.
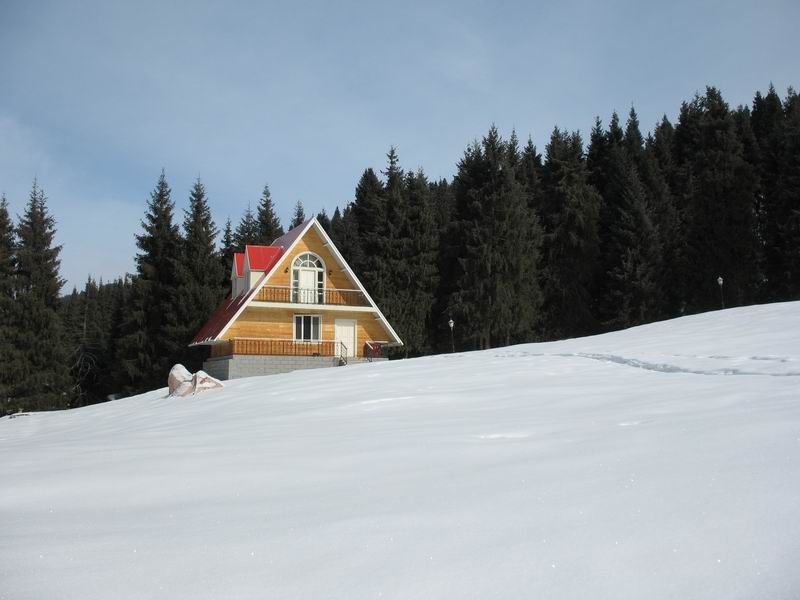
(211, 338, 348, 358)
(255, 285, 370, 307)
(209, 338, 387, 360)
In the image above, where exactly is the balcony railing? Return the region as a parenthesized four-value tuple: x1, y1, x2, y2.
(211, 338, 348, 358)
(255, 285, 370, 307)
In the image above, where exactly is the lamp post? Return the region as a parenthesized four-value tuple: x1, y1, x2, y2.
(717, 276, 725, 310)
(448, 318, 455, 353)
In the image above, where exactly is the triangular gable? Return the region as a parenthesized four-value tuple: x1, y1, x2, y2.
(194, 218, 402, 346)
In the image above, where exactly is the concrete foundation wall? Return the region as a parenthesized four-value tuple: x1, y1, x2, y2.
(202, 354, 386, 380)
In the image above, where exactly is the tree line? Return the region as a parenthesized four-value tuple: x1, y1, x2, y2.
(1, 84, 798, 413)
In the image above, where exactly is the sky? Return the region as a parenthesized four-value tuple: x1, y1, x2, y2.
(1, 0, 798, 291)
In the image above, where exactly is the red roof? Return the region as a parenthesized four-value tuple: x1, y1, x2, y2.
(272, 218, 312, 249)
(245, 245, 283, 272)
(190, 286, 260, 345)
(233, 253, 244, 277)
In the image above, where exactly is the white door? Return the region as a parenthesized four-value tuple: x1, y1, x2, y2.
(297, 269, 318, 304)
(334, 319, 357, 358)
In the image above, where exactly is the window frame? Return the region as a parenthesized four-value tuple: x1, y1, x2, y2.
(291, 252, 326, 304)
(293, 314, 322, 342)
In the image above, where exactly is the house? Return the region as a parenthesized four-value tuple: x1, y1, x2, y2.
(191, 218, 402, 380)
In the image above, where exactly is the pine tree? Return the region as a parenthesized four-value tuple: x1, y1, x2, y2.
(289, 200, 306, 229)
(520, 137, 544, 211)
(170, 178, 225, 371)
(233, 204, 259, 249)
(8, 181, 72, 411)
(605, 163, 660, 327)
(674, 88, 760, 311)
(316, 208, 331, 233)
(541, 129, 601, 339)
(779, 89, 800, 297)
(104, 276, 133, 396)
(351, 168, 386, 294)
(447, 127, 543, 349)
(116, 171, 182, 393)
(377, 149, 410, 352)
(255, 184, 284, 244)
(330, 207, 342, 240)
(396, 170, 440, 355)
(429, 178, 455, 231)
(331, 204, 363, 270)
(220, 218, 235, 283)
(62, 277, 113, 406)
(588, 110, 662, 329)
(752, 85, 790, 299)
(0, 195, 13, 295)
(645, 116, 688, 316)
(0, 195, 19, 412)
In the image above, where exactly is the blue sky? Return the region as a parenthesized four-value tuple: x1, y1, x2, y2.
(1, 0, 797, 290)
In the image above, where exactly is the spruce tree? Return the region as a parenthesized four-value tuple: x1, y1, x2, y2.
(331, 204, 363, 271)
(0, 195, 12, 289)
(429, 178, 455, 231)
(255, 184, 284, 244)
(0, 195, 19, 413)
(351, 168, 386, 293)
(779, 89, 800, 297)
(289, 200, 306, 229)
(396, 170, 440, 355)
(674, 88, 760, 311)
(233, 204, 259, 249)
(104, 276, 133, 396)
(62, 277, 113, 406)
(588, 110, 662, 329)
(377, 149, 410, 352)
(316, 208, 331, 233)
(9, 181, 72, 411)
(520, 137, 544, 212)
(170, 178, 225, 371)
(541, 129, 601, 339)
(447, 127, 542, 349)
(116, 171, 182, 393)
(752, 85, 791, 299)
(220, 218, 235, 283)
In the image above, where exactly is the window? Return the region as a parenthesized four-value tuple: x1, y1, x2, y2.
(293, 253, 323, 269)
(294, 315, 321, 341)
(291, 252, 325, 304)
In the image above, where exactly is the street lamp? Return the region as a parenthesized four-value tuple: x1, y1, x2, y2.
(717, 276, 725, 310)
(448, 318, 455, 353)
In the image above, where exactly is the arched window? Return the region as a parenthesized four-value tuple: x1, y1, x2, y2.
(292, 252, 325, 304)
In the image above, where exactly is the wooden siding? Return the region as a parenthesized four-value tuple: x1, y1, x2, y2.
(222, 307, 388, 357)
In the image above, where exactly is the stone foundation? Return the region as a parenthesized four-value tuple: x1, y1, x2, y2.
(202, 354, 386, 380)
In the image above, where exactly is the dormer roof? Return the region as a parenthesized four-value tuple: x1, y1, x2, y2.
(245, 245, 283, 272)
(233, 253, 245, 278)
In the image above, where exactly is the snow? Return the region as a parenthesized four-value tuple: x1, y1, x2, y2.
(2, 302, 800, 599)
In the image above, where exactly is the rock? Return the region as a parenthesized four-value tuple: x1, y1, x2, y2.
(168, 364, 224, 397)
(168, 364, 192, 395)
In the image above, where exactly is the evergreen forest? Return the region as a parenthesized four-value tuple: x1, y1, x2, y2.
(2, 85, 799, 413)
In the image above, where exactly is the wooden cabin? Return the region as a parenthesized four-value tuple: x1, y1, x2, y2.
(192, 218, 402, 379)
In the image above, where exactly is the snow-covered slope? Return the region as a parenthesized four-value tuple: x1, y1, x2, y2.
(2, 302, 799, 600)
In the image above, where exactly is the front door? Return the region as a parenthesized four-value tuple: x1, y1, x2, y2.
(334, 319, 357, 358)
(297, 269, 318, 304)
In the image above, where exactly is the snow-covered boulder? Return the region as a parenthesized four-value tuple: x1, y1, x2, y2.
(167, 364, 193, 395)
(168, 364, 223, 397)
